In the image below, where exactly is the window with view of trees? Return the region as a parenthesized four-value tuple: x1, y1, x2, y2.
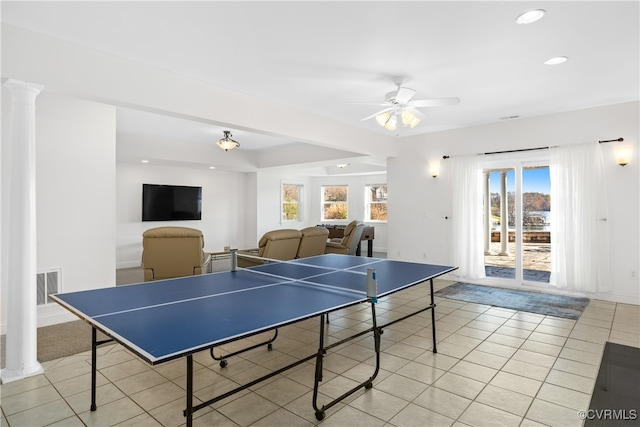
(365, 184, 388, 221)
(322, 185, 348, 220)
(282, 183, 303, 221)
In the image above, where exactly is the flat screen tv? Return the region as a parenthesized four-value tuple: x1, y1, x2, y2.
(142, 184, 202, 221)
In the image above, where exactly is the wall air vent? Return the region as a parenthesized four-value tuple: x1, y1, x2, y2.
(37, 268, 62, 306)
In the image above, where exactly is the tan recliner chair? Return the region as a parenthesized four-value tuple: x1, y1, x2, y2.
(296, 226, 329, 258)
(237, 229, 302, 268)
(142, 226, 211, 281)
(324, 221, 365, 255)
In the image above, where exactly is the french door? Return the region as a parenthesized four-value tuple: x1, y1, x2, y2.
(483, 162, 551, 284)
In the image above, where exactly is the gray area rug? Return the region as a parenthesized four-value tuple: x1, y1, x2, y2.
(435, 282, 590, 319)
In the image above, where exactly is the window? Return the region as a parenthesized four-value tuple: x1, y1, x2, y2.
(322, 185, 348, 220)
(282, 183, 303, 221)
(365, 184, 388, 221)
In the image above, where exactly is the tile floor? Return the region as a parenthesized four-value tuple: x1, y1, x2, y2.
(1, 279, 639, 427)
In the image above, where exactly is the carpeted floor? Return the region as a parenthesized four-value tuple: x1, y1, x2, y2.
(434, 282, 590, 320)
(1, 320, 113, 367)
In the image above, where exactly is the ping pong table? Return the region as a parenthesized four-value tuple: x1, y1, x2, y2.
(51, 253, 456, 426)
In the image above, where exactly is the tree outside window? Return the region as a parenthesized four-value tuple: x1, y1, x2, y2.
(322, 185, 348, 220)
(365, 184, 387, 221)
(282, 183, 303, 221)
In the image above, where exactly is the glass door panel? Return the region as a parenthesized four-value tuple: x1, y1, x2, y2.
(484, 165, 551, 284)
(484, 168, 516, 279)
(522, 166, 551, 283)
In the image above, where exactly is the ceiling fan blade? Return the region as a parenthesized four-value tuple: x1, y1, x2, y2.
(395, 87, 416, 104)
(411, 97, 460, 108)
(360, 107, 393, 121)
(346, 102, 392, 106)
(406, 107, 426, 120)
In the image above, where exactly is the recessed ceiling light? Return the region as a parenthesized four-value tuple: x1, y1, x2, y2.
(516, 9, 546, 24)
(544, 56, 568, 65)
(141, 160, 149, 163)
(209, 166, 216, 170)
(336, 163, 350, 168)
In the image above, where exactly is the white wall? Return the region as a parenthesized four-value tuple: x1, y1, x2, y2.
(389, 102, 640, 304)
(116, 163, 254, 267)
(256, 172, 313, 236)
(1, 92, 116, 330)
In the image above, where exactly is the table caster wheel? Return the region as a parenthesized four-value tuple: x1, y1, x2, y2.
(315, 411, 325, 421)
(267, 343, 273, 351)
(220, 360, 228, 368)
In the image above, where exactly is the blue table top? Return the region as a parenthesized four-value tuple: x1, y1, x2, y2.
(52, 254, 455, 364)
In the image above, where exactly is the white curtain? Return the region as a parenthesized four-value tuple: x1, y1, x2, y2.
(549, 142, 611, 292)
(450, 156, 486, 280)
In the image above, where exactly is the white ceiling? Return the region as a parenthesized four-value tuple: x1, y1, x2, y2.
(2, 1, 639, 172)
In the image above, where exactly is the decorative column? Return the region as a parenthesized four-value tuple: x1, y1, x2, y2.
(499, 170, 510, 256)
(0, 79, 44, 383)
(483, 171, 491, 254)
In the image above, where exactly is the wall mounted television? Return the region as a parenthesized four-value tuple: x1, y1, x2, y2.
(142, 184, 202, 221)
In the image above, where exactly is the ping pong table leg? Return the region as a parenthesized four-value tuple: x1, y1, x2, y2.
(91, 327, 97, 411)
(312, 313, 327, 420)
(430, 278, 437, 353)
(312, 304, 382, 421)
(210, 328, 278, 368)
(186, 355, 194, 427)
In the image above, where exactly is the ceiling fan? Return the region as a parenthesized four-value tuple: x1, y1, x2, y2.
(352, 80, 460, 131)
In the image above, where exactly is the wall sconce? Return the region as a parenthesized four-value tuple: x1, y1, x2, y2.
(429, 161, 440, 178)
(614, 145, 632, 166)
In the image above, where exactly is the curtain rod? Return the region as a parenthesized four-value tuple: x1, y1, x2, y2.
(442, 137, 623, 159)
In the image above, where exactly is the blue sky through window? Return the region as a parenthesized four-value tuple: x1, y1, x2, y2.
(489, 167, 550, 194)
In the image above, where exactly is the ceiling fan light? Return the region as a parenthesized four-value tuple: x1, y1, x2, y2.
(401, 110, 421, 128)
(384, 114, 397, 131)
(401, 110, 415, 125)
(375, 112, 391, 127)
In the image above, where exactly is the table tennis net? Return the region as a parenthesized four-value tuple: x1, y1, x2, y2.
(228, 253, 371, 297)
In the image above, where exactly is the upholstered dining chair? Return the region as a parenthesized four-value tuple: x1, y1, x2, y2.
(324, 220, 365, 255)
(141, 226, 211, 281)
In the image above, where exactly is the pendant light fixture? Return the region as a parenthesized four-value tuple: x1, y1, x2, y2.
(217, 131, 240, 151)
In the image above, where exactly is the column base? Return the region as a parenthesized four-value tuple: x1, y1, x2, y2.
(498, 251, 511, 256)
(0, 363, 44, 384)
